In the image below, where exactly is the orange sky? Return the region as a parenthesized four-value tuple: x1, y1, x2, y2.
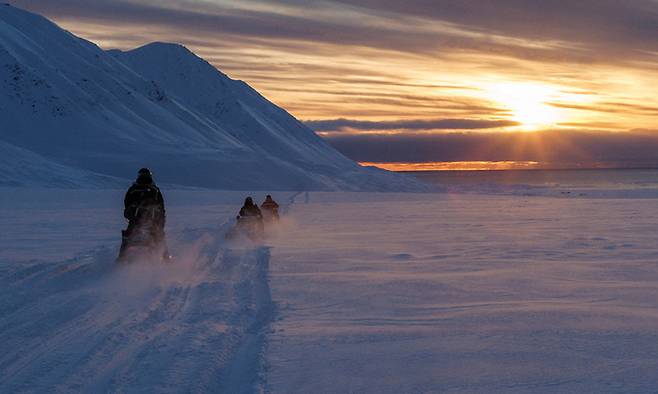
(11, 0, 658, 168)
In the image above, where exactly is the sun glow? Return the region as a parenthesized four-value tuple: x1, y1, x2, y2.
(488, 83, 560, 129)
(360, 161, 541, 171)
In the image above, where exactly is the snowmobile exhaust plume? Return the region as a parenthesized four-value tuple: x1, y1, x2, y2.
(225, 215, 265, 242)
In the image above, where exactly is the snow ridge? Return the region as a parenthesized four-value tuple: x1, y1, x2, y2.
(0, 4, 426, 191)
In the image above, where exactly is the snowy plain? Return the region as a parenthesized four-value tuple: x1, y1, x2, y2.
(0, 188, 290, 393)
(3, 187, 658, 393)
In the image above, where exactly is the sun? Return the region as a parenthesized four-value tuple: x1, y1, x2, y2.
(488, 83, 559, 129)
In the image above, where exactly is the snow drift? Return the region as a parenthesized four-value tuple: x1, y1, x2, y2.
(0, 4, 424, 191)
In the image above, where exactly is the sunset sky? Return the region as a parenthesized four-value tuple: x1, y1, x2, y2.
(12, 0, 658, 169)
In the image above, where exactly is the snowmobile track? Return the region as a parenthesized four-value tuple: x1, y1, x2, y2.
(0, 215, 277, 393)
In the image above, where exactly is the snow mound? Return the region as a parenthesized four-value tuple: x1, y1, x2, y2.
(0, 4, 426, 191)
(0, 140, 123, 187)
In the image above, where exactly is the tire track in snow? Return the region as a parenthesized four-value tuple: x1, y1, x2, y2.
(0, 211, 278, 393)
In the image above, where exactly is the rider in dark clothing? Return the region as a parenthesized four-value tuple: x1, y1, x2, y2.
(236, 196, 264, 237)
(239, 196, 262, 219)
(118, 168, 169, 261)
(260, 195, 280, 221)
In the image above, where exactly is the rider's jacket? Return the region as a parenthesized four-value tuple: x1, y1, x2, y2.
(124, 182, 166, 227)
(239, 204, 262, 218)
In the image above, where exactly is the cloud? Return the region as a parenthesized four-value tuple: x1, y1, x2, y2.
(550, 101, 658, 116)
(314, 0, 658, 61)
(8, 0, 658, 133)
(323, 129, 658, 168)
(8, 0, 447, 54)
(11, 0, 658, 66)
(305, 118, 519, 132)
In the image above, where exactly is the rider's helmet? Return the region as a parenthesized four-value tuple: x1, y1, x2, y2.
(136, 168, 154, 185)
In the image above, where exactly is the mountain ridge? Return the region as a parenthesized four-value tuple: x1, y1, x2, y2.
(0, 4, 426, 191)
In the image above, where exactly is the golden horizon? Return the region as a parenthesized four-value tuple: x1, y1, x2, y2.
(360, 161, 542, 171)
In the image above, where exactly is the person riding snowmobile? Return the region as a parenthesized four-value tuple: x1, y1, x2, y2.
(236, 196, 264, 238)
(260, 195, 280, 221)
(117, 168, 169, 262)
(239, 196, 263, 219)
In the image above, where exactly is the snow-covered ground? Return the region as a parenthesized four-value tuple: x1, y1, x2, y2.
(0, 188, 289, 393)
(3, 188, 658, 392)
(267, 192, 658, 393)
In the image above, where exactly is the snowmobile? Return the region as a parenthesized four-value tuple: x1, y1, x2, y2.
(117, 222, 169, 263)
(117, 168, 170, 263)
(225, 215, 265, 241)
(261, 208, 279, 223)
(260, 195, 280, 223)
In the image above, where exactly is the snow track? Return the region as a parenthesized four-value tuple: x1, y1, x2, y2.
(0, 219, 275, 393)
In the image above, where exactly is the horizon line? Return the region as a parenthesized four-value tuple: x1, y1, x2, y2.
(360, 161, 658, 172)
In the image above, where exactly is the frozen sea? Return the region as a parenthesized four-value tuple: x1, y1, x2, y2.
(410, 168, 658, 197)
(2, 170, 658, 393)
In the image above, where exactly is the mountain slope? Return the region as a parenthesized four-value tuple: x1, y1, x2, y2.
(0, 140, 123, 187)
(0, 4, 425, 191)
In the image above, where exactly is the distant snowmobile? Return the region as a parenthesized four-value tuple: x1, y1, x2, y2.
(260, 195, 280, 222)
(226, 197, 265, 241)
(117, 168, 170, 263)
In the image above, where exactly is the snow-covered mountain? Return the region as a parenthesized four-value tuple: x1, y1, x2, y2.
(0, 4, 424, 191)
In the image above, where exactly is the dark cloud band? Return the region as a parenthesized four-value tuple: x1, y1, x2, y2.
(305, 118, 519, 132)
(324, 130, 658, 168)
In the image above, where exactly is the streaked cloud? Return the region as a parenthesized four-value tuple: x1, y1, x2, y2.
(306, 118, 519, 132)
(9, 0, 658, 168)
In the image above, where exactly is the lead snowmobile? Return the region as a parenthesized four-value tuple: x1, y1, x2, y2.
(117, 168, 170, 263)
(225, 197, 265, 241)
(118, 217, 168, 263)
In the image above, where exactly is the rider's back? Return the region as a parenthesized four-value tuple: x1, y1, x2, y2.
(261, 201, 279, 210)
(124, 183, 165, 225)
(240, 204, 262, 218)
